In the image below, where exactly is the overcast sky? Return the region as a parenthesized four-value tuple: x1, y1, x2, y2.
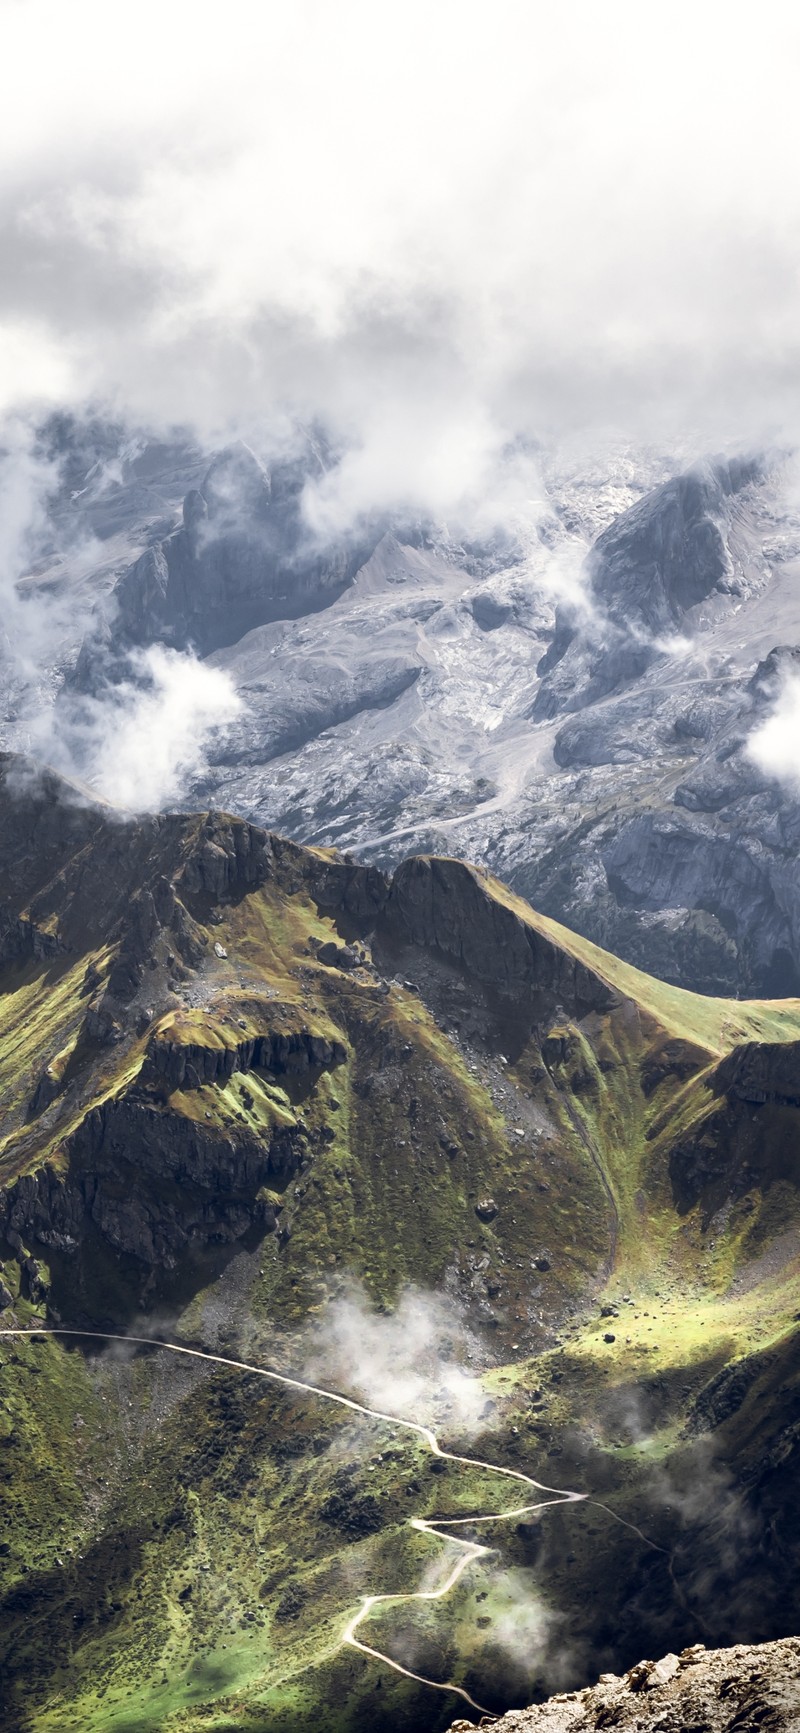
(2, 0, 800, 518)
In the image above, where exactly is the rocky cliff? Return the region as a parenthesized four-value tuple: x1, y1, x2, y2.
(450, 1638, 800, 1732)
(7, 424, 800, 999)
(74, 439, 376, 674)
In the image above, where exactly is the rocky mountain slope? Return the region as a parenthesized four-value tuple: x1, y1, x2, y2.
(450, 1637, 800, 1732)
(3, 423, 800, 998)
(2, 756, 800, 1731)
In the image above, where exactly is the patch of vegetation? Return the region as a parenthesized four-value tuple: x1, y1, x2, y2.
(3, 808, 800, 1729)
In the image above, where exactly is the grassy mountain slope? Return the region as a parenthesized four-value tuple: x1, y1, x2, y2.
(1, 752, 800, 1731)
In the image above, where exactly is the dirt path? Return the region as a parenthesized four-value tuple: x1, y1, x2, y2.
(0, 1325, 627, 1719)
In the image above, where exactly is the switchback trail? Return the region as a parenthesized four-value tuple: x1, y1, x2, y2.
(0, 1326, 636, 1719)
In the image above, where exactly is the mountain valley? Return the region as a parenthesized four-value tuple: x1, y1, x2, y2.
(2, 756, 800, 1730)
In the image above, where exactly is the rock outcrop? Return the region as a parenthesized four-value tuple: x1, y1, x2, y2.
(450, 1638, 800, 1732)
(378, 857, 618, 1016)
(714, 1040, 800, 1107)
(0, 1103, 292, 1267)
(75, 440, 377, 668)
(533, 457, 763, 720)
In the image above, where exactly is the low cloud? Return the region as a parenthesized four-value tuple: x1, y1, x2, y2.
(1, 4, 800, 527)
(0, 422, 241, 813)
(485, 1567, 575, 1693)
(304, 1280, 490, 1437)
(746, 671, 800, 794)
(39, 644, 241, 813)
(0, 419, 64, 673)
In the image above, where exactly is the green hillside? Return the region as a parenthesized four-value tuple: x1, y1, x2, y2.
(2, 754, 800, 1731)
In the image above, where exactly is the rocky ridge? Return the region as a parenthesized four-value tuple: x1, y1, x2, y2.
(451, 1637, 800, 1732)
(5, 425, 800, 996)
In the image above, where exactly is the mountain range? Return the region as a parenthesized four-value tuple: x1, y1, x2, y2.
(4, 423, 800, 1000)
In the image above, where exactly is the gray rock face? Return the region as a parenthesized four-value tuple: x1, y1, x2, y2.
(590, 456, 762, 631)
(532, 456, 764, 719)
(7, 424, 800, 998)
(189, 452, 800, 998)
(76, 439, 376, 669)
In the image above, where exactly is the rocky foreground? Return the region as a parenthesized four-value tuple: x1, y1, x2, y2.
(451, 1639, 800, 1731)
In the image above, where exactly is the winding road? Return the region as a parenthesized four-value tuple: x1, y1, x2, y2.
(1, 1325, 627, 1720)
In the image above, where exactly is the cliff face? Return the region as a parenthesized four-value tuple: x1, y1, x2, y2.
(377, 858, 617, 1016)
(532, 458, 762, 722)
(74, 440, 376, 670)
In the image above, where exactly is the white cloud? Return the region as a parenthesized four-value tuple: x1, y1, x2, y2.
(746, 671, 800, 793)
(0, 420, 65, 671)
(0, 427, 241, 813)
(304, 1279, 490, 1435)
(62, 644, 242, 813)
(0, 2, 799, 523)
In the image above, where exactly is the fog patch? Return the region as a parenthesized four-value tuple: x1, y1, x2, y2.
(745, 668, 800, 794)
(42, 643, 242, 813)
(304, 1279, 491, 1438)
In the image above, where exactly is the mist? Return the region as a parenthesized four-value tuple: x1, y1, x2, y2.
(43, 644, 242, 813)
(0, 423, 241, 811)
(1, 2, 799, 532)
(303, 1280, 492, 1437)
(746, 670, 800, 795)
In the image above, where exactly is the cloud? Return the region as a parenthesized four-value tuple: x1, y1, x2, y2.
(484, 1567, 575, 1692)
(0, 2, 799, 527)
(0, 418, 63, 673)
(746, 671, 800, 794)
(39, 644, 242, 813)
(0, 422, 242, 813)
(303, 1280, 490, 1436)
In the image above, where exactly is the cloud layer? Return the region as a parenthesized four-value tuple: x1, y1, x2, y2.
(2, 1, 800, 523)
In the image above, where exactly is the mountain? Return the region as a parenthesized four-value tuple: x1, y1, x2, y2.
(73, 439, 376, 680)
(4, 424, 800, 999)
(2, 755, 800, 1731)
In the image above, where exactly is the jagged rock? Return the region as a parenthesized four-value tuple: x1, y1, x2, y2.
(22, 1256, 50, 1304)
(29, 1067, 61, 1114)
(534, 457, 763, 723)
(471, 590, 513, 630)
(378, 857, 617, 1016)
(84, 997, 123, 1044)
(144, 1024, 346, 1092)
(76, 440, 376, 664)
(449, 1637, 800, 1732)
(0, 1101, 294, 1268)
(0, 1280, 13, 1310)
(714, 1040, 800, 1107)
